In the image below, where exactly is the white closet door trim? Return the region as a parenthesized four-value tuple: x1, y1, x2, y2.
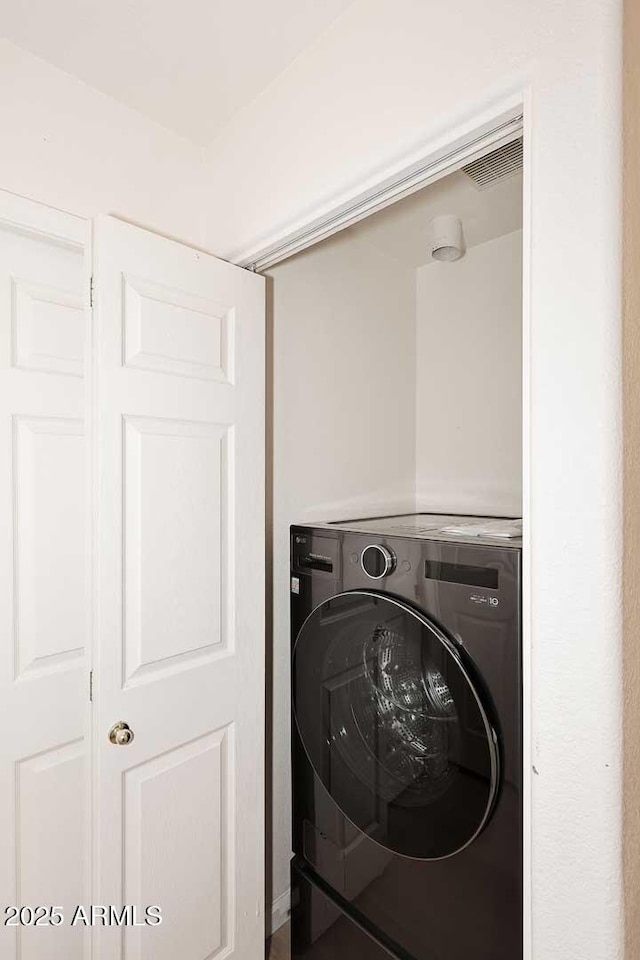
(237, 106, 522, 272)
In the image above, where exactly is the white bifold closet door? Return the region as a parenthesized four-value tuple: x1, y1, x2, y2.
(0, 193, 91, 960)
(92, 216, 265, 960)
(0, 195, 265, 960)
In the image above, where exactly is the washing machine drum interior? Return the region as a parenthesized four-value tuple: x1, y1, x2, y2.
(293, 591, 500, 860)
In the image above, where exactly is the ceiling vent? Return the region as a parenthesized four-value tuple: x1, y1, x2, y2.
(462, 138, 523, 190)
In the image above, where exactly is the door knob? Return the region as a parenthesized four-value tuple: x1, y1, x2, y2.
(108, 721, 134, 745)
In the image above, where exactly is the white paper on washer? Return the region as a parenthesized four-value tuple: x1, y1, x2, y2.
(441, 519, 523, 539)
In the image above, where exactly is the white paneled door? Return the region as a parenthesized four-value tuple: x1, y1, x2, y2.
(92, 217, 265, 960)
(0, 196, 265, 960)
(0, 193, 90, 959)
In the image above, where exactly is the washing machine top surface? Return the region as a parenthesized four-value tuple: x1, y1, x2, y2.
(299, 513, 522, 549)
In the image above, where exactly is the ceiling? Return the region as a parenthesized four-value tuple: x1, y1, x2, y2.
(0, 0, 355, 145)
(344, 168, 523, 268)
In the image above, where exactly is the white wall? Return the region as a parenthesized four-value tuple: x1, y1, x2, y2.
(0, 39, 206, 245)
(204, 2, 624, 958)
(266, 231, 416, 910)
(416, 230, 522, 516)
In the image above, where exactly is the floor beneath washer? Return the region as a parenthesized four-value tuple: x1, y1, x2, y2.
(267, 922, 290, 960)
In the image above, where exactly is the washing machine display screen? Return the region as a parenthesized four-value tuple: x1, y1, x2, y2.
(292, 591, 500, 860)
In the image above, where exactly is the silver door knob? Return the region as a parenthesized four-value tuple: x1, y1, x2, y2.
(108, 721, 134, 745)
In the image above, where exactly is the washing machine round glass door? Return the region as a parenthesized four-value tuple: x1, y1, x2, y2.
(292, 590, 500, 860)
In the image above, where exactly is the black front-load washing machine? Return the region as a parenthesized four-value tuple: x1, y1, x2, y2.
(290, 514, 522, 960)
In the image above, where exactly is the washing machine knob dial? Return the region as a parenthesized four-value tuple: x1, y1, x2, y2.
(360, 544, 395, 580)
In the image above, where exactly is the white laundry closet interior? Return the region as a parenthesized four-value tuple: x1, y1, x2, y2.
(265, 144, 523, 927)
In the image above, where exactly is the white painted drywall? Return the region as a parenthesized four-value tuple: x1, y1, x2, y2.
(205, 2, 624, 957)
(266, 231, 417, 911)
(0, 40, 205, 245)
(0, 1, 355, 146)
(416, 230, 523, 517)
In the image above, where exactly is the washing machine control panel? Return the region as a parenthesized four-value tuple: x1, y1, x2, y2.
(360, 543, 396, 579)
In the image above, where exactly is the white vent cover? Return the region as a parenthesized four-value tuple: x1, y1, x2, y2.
(462, 138, 523, 190)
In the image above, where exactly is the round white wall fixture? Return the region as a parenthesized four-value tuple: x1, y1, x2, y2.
(428, 214, 465, 262)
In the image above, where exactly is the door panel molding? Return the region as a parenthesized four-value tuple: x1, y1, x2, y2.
(122, 273, 235, 385)
(122, 725, 234, 960)
(122, 415, 235, 686)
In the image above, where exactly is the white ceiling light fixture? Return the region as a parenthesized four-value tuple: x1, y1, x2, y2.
(428, 214, 465, 262)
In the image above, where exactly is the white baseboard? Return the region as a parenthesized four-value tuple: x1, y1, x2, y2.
(268, 889, 291, 936)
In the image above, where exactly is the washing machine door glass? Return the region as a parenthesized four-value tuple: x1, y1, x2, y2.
(292, 590, 500, 860)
